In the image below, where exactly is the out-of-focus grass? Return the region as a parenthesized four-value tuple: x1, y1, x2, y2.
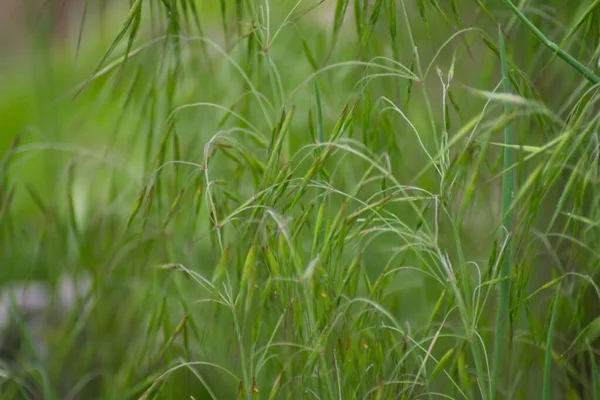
(1, 1, 600, 399)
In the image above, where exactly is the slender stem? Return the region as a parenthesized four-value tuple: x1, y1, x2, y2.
(542, 283, 561, 400)
(492, 26, 514, 400)
(503, 0, 600, 85)
(313, 78, 326, 208)
(310, 77, 335, 399)
(398, 1, 438, 150)
(313, 78, 325, 204)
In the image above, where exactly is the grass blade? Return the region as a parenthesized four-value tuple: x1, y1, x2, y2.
(543, 284, 561, 400)
(491, 25, 515, 400)
(502, 0, 600, 84)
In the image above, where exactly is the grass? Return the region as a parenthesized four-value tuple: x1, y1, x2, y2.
(1, 0, 600, 399)
(490, 26, 514, 400)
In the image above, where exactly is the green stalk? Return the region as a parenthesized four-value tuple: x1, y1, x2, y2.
(314, 78, 325, 156)
(310, 77, 334, 399)
(542, 283, 561, 400)
(491, 26, 514, 400)
(502, 0, 600, 85)
(398, 0, 439, 150)
(313, 78, 326, 213)
(590, 341, 600, 400)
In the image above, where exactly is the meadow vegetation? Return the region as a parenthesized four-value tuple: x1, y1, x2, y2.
(1, 0, 600, 399)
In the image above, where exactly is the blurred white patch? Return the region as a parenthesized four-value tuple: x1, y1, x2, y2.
(0, 272, 93, 359)
(0, 282, 50, 331)
(56, 272, 92, 310)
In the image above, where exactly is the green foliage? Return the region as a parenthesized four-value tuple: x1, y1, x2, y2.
(1, 0, 600, 399)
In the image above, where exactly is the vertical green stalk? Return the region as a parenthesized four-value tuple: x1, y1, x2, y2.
(542, 283, 561, 400)
(397, 0, 439, 150)
(314, 78, 326, 209)
(502, 0, 600, 85)
(491, 26, 514, 400)
(590, 341, 600, 400)
(314, 79, 325, 154)
(310, 77, 334, 399)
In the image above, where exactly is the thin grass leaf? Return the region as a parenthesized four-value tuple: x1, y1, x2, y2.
(332, 0, 350, 46)
(75, 0, 143, 98)
(219, 0, 229, 49)
(361, 0, 384, 48)
(491, 26, 514, 400)
(0, 185, 15, 228)
(0, 135, 19, 189)
(163, 189, 184, 227)
(268, 372, 284, 400)
(590, 343, 600, 400)
(301, 38, 319, 72)
(557, 0, 600, 54)
(502, 0, 600, 84)
(543, 283, 561, 400)
(353, 0, 364, 43)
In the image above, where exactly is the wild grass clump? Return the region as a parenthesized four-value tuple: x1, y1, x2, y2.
(1, 0, 600, 399)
